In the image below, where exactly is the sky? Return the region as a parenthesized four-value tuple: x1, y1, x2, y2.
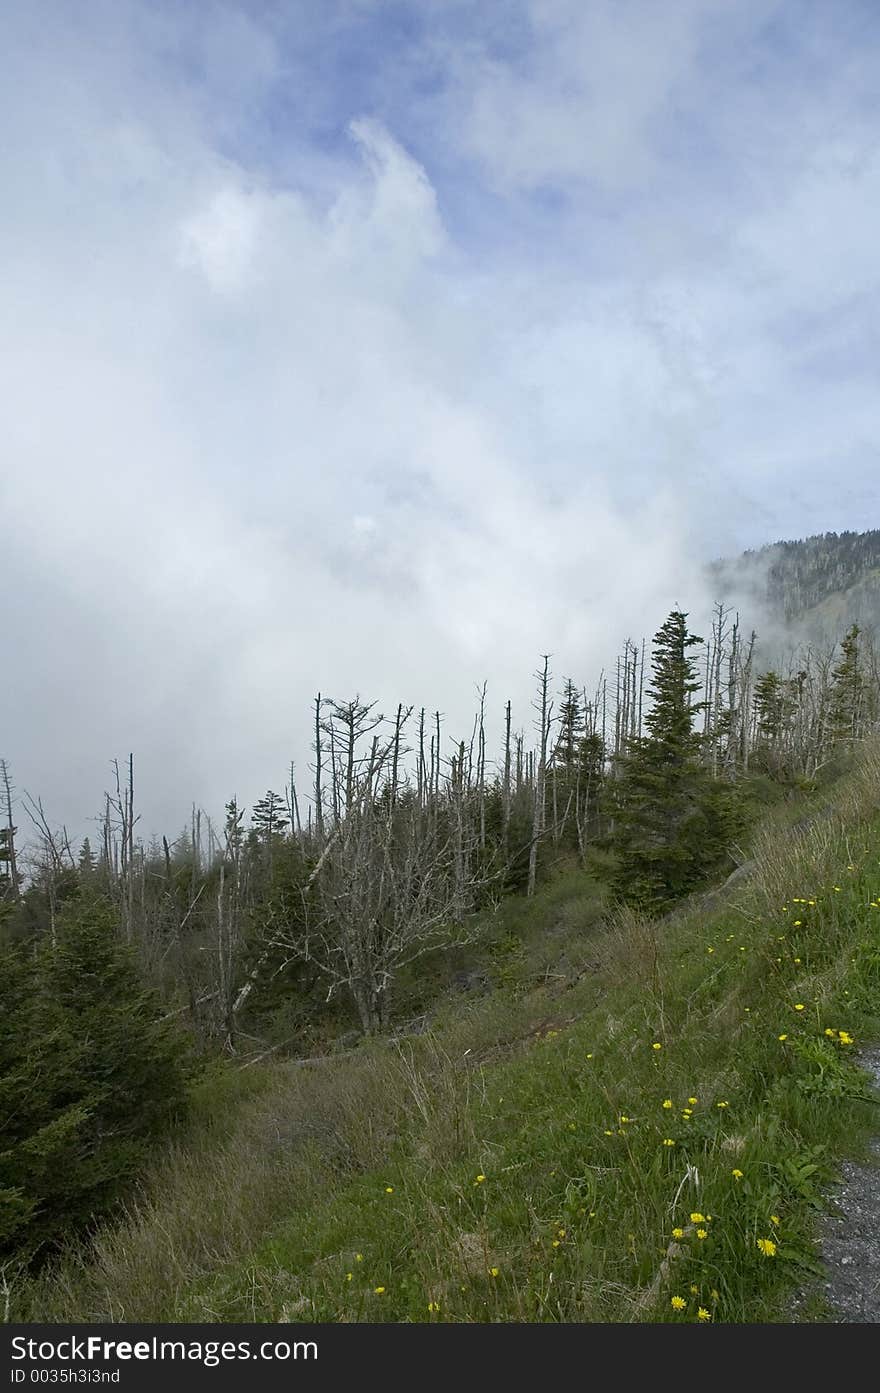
(2, 0, 879, 844)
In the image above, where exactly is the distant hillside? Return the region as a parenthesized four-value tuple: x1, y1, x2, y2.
(710, 528, 880, 645)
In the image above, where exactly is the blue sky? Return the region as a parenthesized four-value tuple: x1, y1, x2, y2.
(2, 0, 879, 837)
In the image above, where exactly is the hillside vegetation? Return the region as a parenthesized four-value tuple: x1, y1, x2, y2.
(712, 528, 880, 644)
(12, 742, 880, 1324)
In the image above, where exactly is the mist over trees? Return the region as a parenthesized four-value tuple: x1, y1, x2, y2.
(3, 569, 880, 1269)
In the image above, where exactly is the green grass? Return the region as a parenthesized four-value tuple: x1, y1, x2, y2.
(12, 746, 880, 1324)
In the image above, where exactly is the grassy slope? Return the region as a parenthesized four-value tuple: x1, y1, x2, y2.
(14, 748, 880, 1325)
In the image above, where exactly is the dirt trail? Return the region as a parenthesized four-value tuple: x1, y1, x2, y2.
(810, 1046, 880, 1322)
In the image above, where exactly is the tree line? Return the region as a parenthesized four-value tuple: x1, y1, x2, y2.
(1, 607, 878, 1269)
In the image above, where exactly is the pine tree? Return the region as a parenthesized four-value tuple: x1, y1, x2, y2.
(612, 610, 733, 909)
(0, 892, 189, 1264)
(829, 624, 864, 749)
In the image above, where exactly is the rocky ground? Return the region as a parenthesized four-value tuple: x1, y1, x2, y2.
(800, 1045, 880, 1322)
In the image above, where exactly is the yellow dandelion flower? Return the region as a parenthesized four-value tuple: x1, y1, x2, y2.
(793, 920, 802, 927)
(652, 1042, 662, 1051)
(838, 1031, 854, 1045)
(662, 1099, 673, 1109)
(427, 1301, 440, 1312)
(374, 1286, 386, 1294)
(793, 957, 801, 964)
(663, 1138, 676, 1146)
(672, 1228, 685, 1239)
(697, 1307, 711, 1321)
(778, 1033, 788, 1041)
(385, 1186, 394, 1193)
(756, 1238, 777, 1257)
(474, 1174, 486, 1184)
(696, 1229, 708, 1240)
(824, 1028, 837, 1038)
(346, 1272, 353, 1281)
(688, 1097, 698, 1105)
(671, 1295, 686, 1310)
(690, 1213, 706, 1224)
(355, 1253, 363, 1262)
(689, 1285, 700, 1296)
(732, 1168, 744, 1180)
(716, 1100, 729, 1108)
(770, 1215, 780, 1227)
(794, 1004, 805, 1011)
(489, 1267, 500, 1278)
(551, 1240, 560, 1248)
(558, 1229, 566, 1238)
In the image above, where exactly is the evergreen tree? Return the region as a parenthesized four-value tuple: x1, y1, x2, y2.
(0, 892, 189, 1264)
(612, 610, 733, 909)
(251, 791, 289, 842)
(829, 624, 864, 749)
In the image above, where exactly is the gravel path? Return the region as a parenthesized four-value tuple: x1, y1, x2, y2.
(809, 1045, 880, 1322)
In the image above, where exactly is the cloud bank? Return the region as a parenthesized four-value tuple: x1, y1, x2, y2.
(2, 0, 878, 837)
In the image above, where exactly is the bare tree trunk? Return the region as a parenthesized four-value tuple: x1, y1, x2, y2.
(0, 759, 20, 899)
(527, 656, 552, 898)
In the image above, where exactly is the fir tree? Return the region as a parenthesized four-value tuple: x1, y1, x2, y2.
(612, 610, 734, 909)
(0, 892, 189, 1264)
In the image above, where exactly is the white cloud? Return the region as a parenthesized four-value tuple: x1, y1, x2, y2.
(1, 0, 878, 840)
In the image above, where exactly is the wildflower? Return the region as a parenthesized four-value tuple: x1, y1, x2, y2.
(671, 1296, 686, 1311)
(824, 1028, 837, 1038)
(355, 1253, 363, 1262)
(662, 1099, 673, 1109)
(794, 1004, 805, 1012)
(778, 1033, 788, 1042)
(756, 1238, 777, 1258)
(619, 1115, 630, 1124)
(489, 1267, 500, 1278)
(552, 1240, 560, 1248)
(690, 1213, 706, 1224)
(696, 1229, 708, 1240)
(586, 1053, 593, 1059)
(838, 1031, 854, 1045)
(346, 1272, 353, 1281)
(834, 886, 841, 892)
(688, 1097, 698, 1105)
(707, 947, 715, 954)
(732, 1169, 744, 1180)
(710, 1289, 720, 1301)
(663, 1138, 676, 1147)
(770, 1215, 780, 1227)
(793, 958, 801, 964)
(474, 1174, 486, 1185)
(427, 1302, 440, 1312)
(689, 1285, 700, 1296)
(682, 1109, 693, 1118)
(716, 1100, 729, 1108)
(652, 1042, 662, 1051)
(385, 1186, 394, 1193)
(374, 1286, 386, 1294)
(697, 1307, 711, 1321)
(672, 1228, 685, 1240)
(793, 920, 802, 927)
(604, 1130, 614, 1136)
